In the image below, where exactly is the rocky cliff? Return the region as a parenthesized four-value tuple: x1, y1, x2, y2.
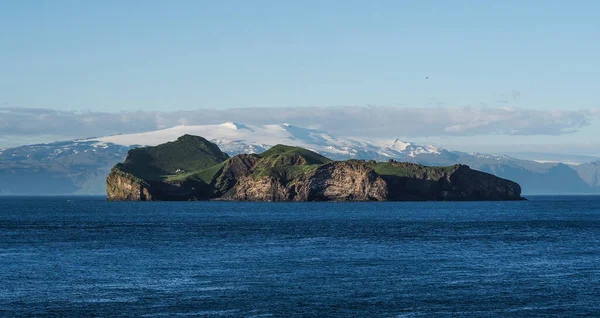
(378, 162, 521, 201)
(107, 136, 524, 201)
(106, 169, 153, 201)
(222, 161, 388, 201)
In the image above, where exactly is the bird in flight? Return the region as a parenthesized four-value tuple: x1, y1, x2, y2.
(425, 76, 429, 79)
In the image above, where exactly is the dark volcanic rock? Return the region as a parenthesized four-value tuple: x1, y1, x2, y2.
(381, 163, 521, 201)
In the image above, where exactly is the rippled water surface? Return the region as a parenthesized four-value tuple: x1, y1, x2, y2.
(1, 196, 600, 317)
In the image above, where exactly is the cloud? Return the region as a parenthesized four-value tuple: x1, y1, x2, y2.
(0, 106, 598, 148)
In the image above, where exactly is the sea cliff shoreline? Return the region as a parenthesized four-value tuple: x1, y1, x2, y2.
(107, 135, 524, 202)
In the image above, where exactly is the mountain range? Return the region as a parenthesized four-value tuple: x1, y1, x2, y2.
(1, 122, 599, 195)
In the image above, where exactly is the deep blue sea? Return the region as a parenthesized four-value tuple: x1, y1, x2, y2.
(1, 196, 600, 317)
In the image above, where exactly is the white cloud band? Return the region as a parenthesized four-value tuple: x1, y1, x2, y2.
(1, 106, 598, 148)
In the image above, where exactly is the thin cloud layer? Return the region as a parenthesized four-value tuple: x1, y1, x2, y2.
(0, 106, 598, 148)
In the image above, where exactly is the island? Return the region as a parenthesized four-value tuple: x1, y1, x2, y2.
(106, 135, 524, 201)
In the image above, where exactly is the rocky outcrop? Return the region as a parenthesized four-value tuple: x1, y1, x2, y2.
(303, 161, 387, 201)
(213, 154, 260, 195)
(106, 166, 208, 201)
(220, 161, 387, 201)
(381, 163, 522, 201)
(107, 138, 524, 202)
(222, 176, 294, 201)
(445, 165, 522, 200)
(106, 169, 153, 201)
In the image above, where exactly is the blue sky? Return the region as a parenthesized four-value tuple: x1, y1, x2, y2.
(0, 1, 599, 153)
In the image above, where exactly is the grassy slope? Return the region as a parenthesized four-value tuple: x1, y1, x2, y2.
(253, 163, 321, 180)
(168, 145, 461, 186)
(157, 142, 462, 190)
(167, 144, 331, 185)
(368, 161, 458, 179)
(166, 160, 228, 183)
(251, 145, 330, 180)
(119, 135, 229, 180)
(257, 145, 331, 165)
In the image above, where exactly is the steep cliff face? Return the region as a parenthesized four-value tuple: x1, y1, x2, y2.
(444, 165, 522, 200)
(212, 154, 261, 195)
(107, 138, 524, 201)
(106, 167, 211, 201)
(378, 162, 522, 201)
(303, 161, 387, 201)
(106, 168, 153, 201)
(221, 161, 387, 201)
(222, 176, 294, 201)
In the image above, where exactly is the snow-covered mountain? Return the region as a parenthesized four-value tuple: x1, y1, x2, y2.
(2, 122, 600, 195)
(88, 122, 445, 161)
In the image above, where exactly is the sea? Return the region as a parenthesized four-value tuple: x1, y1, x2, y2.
(0, 196, 599, 317)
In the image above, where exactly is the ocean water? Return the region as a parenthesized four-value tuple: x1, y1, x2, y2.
(0, 197, 599, 317)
